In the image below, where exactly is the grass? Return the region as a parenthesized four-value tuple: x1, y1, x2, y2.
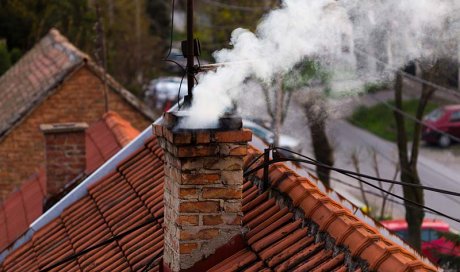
(349, 100, 439, 142)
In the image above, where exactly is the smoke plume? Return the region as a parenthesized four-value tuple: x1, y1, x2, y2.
(184, 0, 456, 127)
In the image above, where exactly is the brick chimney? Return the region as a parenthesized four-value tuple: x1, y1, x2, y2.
(154, 112, 252, 271)
(40, 123, 88, 197)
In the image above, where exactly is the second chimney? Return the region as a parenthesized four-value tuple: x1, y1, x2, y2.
(154, 112, 252, 271)
(40, 123, 88, 198)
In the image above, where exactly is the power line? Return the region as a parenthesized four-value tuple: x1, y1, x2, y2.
(354, 48, 460, 101)
(244, 147, 460, 224)
(366, 94, 460, 143)
(273, 147, 460, 198)
(198, 0, 272, 12)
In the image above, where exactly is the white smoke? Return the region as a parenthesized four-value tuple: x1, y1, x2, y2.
(184, 0, 456, 128)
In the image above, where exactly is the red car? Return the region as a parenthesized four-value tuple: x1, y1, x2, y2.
(422, 105, 460, 147)
(381, 219, 460, 263)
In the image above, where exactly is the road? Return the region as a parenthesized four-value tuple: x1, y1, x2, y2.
(237, 86, 460, 230)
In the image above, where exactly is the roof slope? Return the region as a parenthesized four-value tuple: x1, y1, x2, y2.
(0, 29, 154, 139)
(0, 112, 140, 253)
(0, 134, 437, 271)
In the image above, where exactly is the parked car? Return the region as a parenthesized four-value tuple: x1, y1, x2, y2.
(145, 77, 188, 112)
(381, 218, 460, 263)
(422, 105, 460, 147)
(242, 119, 302, 154)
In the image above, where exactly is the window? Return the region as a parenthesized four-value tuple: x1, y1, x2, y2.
(450, 111, 460, 122)
(425, 108, 444, 122)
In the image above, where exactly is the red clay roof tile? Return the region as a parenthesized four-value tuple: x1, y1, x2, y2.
(0, 114, 140, 253)
(0, 138, 437, 272)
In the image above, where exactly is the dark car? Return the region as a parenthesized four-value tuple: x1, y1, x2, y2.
(422, 105, 460, 147)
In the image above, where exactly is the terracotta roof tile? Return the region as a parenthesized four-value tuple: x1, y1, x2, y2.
(0, 138, 437, 271)
(0, 114, 139, 253)
(0, 29, 154, 140)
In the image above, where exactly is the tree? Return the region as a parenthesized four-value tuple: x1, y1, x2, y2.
(393, 59, 450, 250)
(303, 90, 334, 186)
(261, 60, 335, 186)
(0, 0, 96, 52)
(194, 0, 278, 59)
(0, 40, 11, 75)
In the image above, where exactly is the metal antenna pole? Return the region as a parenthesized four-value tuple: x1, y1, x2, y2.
(184, 0, 195, 107)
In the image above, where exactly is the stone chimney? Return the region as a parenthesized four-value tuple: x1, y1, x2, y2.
(40, 123, 88, 197)
(154, 112, 252, 271)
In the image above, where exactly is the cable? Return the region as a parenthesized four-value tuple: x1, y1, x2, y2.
(243, 148, 460, 224)
(198, 0, 272, 12)
(177, 72, 186, 110)
(366, 94, 460, 143)
(161, 0, 186, 73)
(165, 0, 175, 60)
(39, 217, 158, 272)
(274, 147, 460, 198)
(354, 48, 460, 101)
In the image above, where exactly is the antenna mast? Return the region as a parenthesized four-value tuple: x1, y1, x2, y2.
(184, 0, 195, 107)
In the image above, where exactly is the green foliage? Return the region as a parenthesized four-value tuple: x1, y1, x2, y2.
(195, 0, 279, 60)
(0, 41, 11, 75)
(146, 0, 170, 40)
(0, 0, 96, 52)
(9, 48, 22, 64)
(349, 100, 438, 142)
(364, 81, 389, 94)
(282, 60, 330, 92)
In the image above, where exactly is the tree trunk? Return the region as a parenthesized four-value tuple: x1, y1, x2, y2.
(304, 92, 334, 187)
(394, 72, 425, 250)
(274, 76, 284, 146)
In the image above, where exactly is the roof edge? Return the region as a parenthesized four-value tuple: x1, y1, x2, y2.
(84, 62, 157, 121)
(0, 101, 179, 262)
(0, 123, 152, 262)
(245, 148, 438, 271)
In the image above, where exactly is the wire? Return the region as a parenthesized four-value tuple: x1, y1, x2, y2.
(161, 0, 187, 73)
(165, 0, 175, 60)
(353, 48, 460, 101)
(273, 147, 460, 198)
(198, 0, 272, 12)
(366, 94, 460, 143)
(244, 152, 266, 172)
(177, 72, 186, 111)
(39, 217, 158, 272)
(244, 147, 460, 224)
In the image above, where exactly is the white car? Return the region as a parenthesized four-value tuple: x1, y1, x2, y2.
(145, 77, 188, 111)
(242, 119, 302, 153)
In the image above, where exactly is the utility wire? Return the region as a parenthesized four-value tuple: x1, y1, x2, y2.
(163, 0, 186, 73)
(244, 147, 460, 224)
(367, 94, 460, 143)
(39, 217, 158, 272)
(274, 147, 460, 198)
(354, 48, 460, 101)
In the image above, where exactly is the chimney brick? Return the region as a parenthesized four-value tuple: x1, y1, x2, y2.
(40, 123, 88, 197)
(154, 112, 252, 271)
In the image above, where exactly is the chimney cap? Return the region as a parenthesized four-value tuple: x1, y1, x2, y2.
(164, 112, 242, 132)
(40, 122, 88, 134)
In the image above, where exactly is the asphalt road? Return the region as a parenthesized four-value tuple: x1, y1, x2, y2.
(237, 86, 460, 231)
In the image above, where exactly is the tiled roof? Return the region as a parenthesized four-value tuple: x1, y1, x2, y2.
(0, 112, 140, 253)
(0, 28, 154, 140)
(0, 132, 437, 271)
(86, 111, 141, 173)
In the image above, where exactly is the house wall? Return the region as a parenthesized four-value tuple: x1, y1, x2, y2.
(0, 66, 151, 199)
